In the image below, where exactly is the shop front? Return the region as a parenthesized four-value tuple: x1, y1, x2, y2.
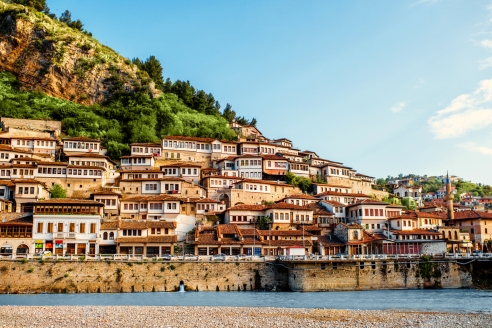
(54, 240, 64, 255)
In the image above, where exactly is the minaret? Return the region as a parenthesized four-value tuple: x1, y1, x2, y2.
(445, 171, 454, 221)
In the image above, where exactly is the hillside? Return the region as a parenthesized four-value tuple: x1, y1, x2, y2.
(0, 1, 240, 160)
(0, 1, 159, 105)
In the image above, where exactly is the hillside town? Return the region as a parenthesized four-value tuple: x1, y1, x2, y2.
(0, 117, 490, 259)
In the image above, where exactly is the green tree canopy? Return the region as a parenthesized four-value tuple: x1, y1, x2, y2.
(49, 184, 67, 198)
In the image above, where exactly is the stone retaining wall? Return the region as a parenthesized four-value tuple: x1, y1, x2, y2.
(0, 259, 473, 293)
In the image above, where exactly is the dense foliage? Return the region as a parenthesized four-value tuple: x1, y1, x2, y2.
(377, 174, 492, 198)
(286, 172, 312, 193)
(0, 71, 236, 159)
(49, 183, 66, 198)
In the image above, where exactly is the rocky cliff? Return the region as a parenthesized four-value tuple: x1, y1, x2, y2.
(0, 2, 159, 105)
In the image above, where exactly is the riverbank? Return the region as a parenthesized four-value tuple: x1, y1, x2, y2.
(0, 306, 490, 327)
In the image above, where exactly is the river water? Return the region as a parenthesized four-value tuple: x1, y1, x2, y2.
(0, 289, 491, 312)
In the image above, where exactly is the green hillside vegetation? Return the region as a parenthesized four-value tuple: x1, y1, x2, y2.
(377, 174, 492, 201)
(0, 0, 253, 160)
(0, 71, 236, 159)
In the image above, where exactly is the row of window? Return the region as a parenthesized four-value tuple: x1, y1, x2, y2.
(122, 202, 178, 211)
(290, 164, 308, 171)
(34, 205, 100, 214)
(121, 158, 149, 164)
(36, 222, 97, 233)
(0, 226, 32, 238)
(243, 183, 269, 191)
(241, 172, 261, 178)
(96, 199, 117, 206)
(64, 142, 98, 150)
(145, 184, 158, 191)
(17, 140, 55, 147)
(197, 204, 215, 210)
(397, 220, 415, 228)
(132, 147, 160, 154)
(17, 187, 35, 195)
(238, 160, 261, 166)
(70, 161, 107, 168)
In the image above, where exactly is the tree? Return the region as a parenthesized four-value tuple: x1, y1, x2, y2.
(59, 10, 72, 24)
(296, 177, 312, 193)
(222, 103, 236, 122)
(401, 197, 417, 210)
(250, 118, 257, 126)
(257, 216, 271, 230)
(285, 172, 296, 185)
(141, 56, 164, 89)
(9, 0, 46, 12)
(49, 184, 67, 198)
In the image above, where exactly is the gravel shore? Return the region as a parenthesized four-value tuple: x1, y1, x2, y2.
(0, 306, 490, 327)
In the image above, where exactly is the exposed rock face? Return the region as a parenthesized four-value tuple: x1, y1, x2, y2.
(0, 3, 159, 105)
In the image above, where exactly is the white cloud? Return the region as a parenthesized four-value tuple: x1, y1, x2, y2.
(458, 142, 492, 155)
(479, 56, 492, 70)
(481, 39, 492, 48)
(428, 79, 492, 138)
(391, 102, 406, 113)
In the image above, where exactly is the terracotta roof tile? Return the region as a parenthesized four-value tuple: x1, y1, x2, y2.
(117, 236, 176, 243)
(118, 220, 176, 229)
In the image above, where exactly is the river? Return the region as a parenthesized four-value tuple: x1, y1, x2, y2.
(0, 289, 491, 312)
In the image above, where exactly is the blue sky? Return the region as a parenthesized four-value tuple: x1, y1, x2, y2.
(48, 0, 492, 185)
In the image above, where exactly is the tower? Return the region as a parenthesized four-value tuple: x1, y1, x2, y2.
(445, 171, 454, 221)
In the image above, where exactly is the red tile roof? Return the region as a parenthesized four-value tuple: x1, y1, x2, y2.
(453, 210, 492, 220)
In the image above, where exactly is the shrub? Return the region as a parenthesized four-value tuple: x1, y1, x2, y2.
(27, 268, 34, 273)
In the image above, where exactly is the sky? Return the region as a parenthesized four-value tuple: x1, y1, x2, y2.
(47, 0, 492, 185)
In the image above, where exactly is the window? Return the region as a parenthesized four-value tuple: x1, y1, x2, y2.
(37, 222, 43, 233)
(69, 223, 75, 232)
(80, 223, 85, 233)
(47, 223, 53, 233)
(57, 222, 63, 232)
(90, 223, 96, 234)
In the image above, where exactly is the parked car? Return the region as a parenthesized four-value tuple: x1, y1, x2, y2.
(184, 254, 197, 260)
(471, 250, 483, 256)
(213, 253, 226, 261)
(162, 254, 174, 261)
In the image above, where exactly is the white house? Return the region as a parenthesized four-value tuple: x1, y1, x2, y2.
(32, 199, 104, 255)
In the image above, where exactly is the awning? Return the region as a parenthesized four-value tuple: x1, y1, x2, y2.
(55, 240, 63, 243)
(34, 240, 44, 243)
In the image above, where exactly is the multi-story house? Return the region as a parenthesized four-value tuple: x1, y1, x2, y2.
(288, 161, 310, 178)
(162, 136, 216, 162)
(315, 191, 370, 205)
(92, 191, 121, 217)
(119, 194, 181, 220)
(14, 179, 50, 213)
(116, 220, 177, 256)
(282, 194, 319, 206)
(0, 213, 32, 256)
(346, 199, 394, 233)
(120, 155, 155, 170)
(130, 143, 161, 157)
(63, 137, 101, 155)
(262, 155, 289, 181)
(451, 210, 492, 251)
(32, 199, 104, 255)
(160, 163, 201, 184)
(394, 184, 423, 207)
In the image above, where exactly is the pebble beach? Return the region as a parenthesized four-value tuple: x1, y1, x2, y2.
(0, 306, 490, 328)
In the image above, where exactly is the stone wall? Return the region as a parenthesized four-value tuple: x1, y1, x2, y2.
(0, 258, 473, 294)
(0, 260, 288, 294)
(287, 259, 472, 291)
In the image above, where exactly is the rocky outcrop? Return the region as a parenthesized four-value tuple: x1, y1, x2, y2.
(0, 2, 159, 105)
